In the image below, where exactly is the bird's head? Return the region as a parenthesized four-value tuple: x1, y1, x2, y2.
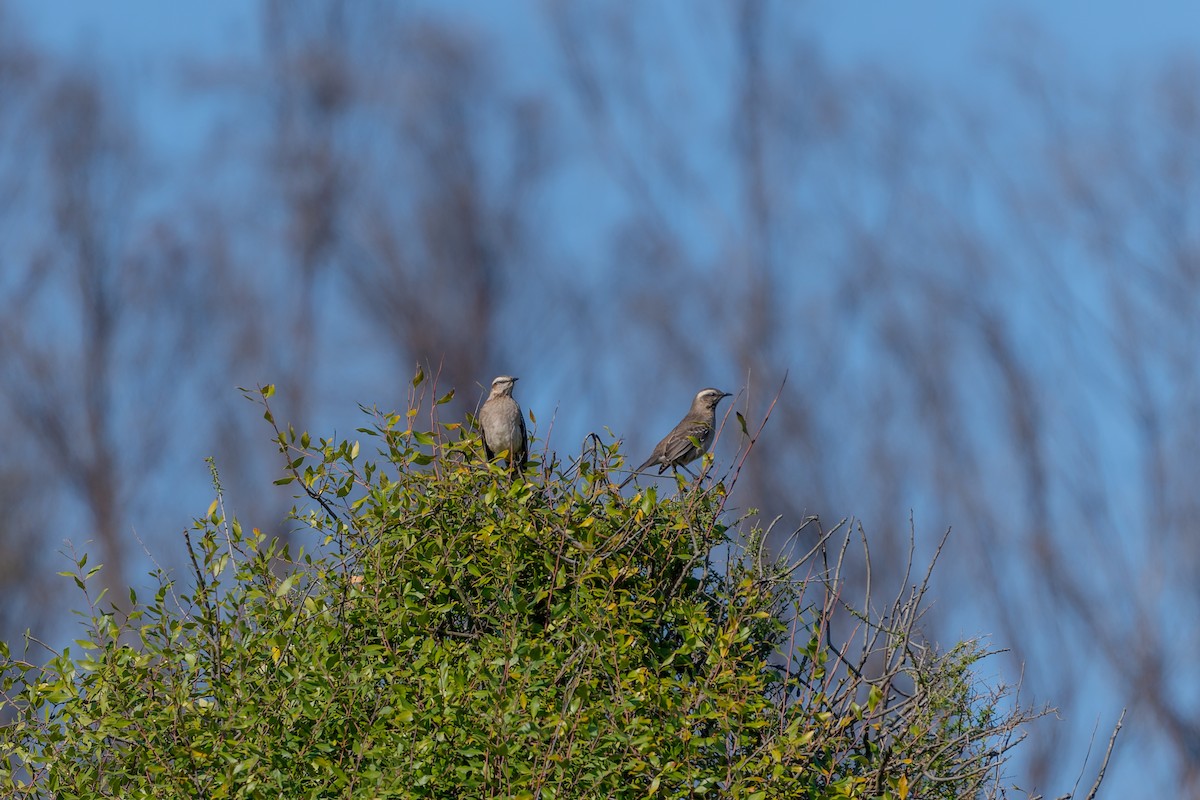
(693, 387, 731, 412)
(489, 375, 519, 398)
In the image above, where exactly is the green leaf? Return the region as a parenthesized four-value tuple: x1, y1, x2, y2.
(868, 683, 883, 712)
(275, 574, 298, 598)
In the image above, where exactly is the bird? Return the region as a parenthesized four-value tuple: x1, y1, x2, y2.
(620, 387, 731, 488)
(479, 375, 527, 470)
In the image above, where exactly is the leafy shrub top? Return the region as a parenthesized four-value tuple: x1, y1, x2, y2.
(1, 380, 1037, 799)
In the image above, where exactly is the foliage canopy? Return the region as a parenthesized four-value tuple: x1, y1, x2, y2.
(1, 378, 1040, 798)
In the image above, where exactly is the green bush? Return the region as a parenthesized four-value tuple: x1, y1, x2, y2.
(1, 379, 1043, 799)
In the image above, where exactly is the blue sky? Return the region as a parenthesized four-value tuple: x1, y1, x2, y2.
(816, 1, 1200, 79)
(16, 1, 1200, 173)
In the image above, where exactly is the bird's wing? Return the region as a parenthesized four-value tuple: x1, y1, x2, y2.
(479, 401, 495, 460)
(659, 420, 711, 467)
(518, 407, 529, 468)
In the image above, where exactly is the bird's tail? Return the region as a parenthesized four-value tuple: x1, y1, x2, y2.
(618, 457, 657, 489)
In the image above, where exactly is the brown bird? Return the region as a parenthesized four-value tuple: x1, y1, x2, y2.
(479, 375, 527, 470)
(620, 387, 730, 488)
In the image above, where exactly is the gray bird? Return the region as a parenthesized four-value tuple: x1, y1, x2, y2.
(620, 387, 731, 488)
(479, 375, 527, 470)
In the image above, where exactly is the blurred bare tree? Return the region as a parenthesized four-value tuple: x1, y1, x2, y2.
(259, 0, 352, 424)
(962, 47, 1200, 790)
(199, 0, 554, 423)
(349, 15, 550, 397)
(0, 48, 227, 636)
